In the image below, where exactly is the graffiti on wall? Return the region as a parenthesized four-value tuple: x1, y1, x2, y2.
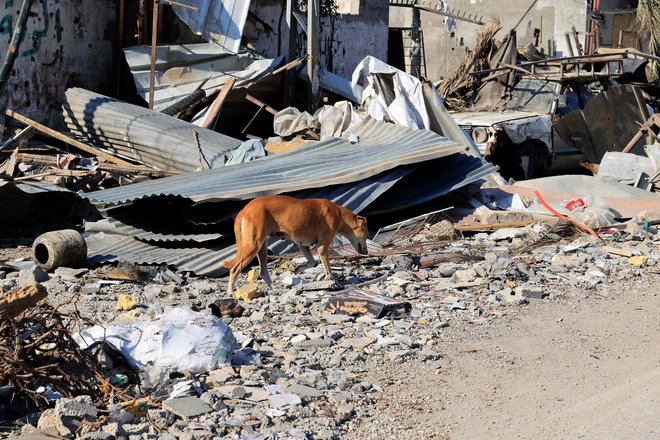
(0, 0, 63, 56)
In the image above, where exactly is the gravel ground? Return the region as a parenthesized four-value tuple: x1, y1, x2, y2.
(2, 222, 659, 440)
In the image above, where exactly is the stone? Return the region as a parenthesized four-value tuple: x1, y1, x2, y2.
(340, 337, 375, 350)
(628, 255, 649, 266)
(603, 245, 634, 258)
(231, 386, 246, 399)
(189, 280, 216, 295)
(81, 432, 114, 440)
(235, 283, 259, 301)
(381, 255, 413, 271)
(48, 395, 98, 437)
(451, 301, 467, 310)
(515, 287, 546, 299)
(294, 338, 334, 348)
(269, 393, 302, 409)
(394, 334, 414, 348)
(116, 294, 137, 311)
(163, 397, 213, 419)
(385, 284, 405, 296)
(18, 265, 49, 286)
(246, 268, 260, 282)
(336, 405, 354, 422)
(284, 384, 324, 398)
(81, 283, 101, 295)
(103, 422, 127, 439)
(290, 334, 307, 344)
(329, 391, 351, 403)
(450, 268, 477, 283)
(37, 409, 59, 434)
(54, 267, 89, 280)
(323, 314, 353, 323)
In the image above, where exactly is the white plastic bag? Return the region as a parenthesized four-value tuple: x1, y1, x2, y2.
(75, 307, 236, 376)
(560, 195, 615, 228)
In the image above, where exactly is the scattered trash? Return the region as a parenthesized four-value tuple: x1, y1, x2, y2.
(325, 290, 412, 318)
(75, 307, 236, 381)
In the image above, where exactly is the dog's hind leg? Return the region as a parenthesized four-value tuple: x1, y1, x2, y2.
(257, 241, 273, 288)
(299, 245, 316, 268)
(317, 244, 334, 280)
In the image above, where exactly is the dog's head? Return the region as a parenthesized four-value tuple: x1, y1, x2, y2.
(349, 215, 369, 255)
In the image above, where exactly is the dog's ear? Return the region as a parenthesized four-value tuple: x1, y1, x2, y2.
(356, 215, 367, 226)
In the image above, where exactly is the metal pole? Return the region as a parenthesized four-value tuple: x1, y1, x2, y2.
(148, 0, 159, 109)
(117, 0, 125, 95)
(307, 0, 320, 112)
(283, 0, 297, 105)
(0, 0, 35, 99)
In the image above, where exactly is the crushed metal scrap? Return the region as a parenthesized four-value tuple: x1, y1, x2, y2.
(85, 117, 490, 206)
(124, 44, 282, 112)
(83, 118, 496, 276)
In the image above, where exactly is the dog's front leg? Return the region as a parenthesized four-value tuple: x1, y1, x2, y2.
(299, 245, 317, 268)
(257, 242, 273, 288)
(317, 244, 333, 280)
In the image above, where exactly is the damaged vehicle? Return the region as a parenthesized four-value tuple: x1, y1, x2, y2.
(452, 79, 588, 180)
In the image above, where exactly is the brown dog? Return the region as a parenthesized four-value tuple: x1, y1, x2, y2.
(222, 195, 369, 296)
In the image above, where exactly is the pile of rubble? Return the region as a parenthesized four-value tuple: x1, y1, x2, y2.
(1, 208, 658, 439)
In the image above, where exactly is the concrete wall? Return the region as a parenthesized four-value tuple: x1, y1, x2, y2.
(245, 0, 389, 78)
(0, 0, 117, 127)
(390, 0, 589, 80)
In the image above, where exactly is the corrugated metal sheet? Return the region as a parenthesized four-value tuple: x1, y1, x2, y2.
(84, 118, 498, 276)
(124, 45, 281, 111)
(62, 88, 241, 173)
(171, 0, 251, 54)
(85, 233, 233, 277)
(86, 118, 480, 205)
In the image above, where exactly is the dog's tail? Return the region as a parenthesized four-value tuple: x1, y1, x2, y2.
(222, 212, 244, 269)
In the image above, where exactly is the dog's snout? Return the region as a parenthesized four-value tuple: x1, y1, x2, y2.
(358, 243, 368, 255)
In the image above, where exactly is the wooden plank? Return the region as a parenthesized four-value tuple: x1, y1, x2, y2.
(201, 78, 236, 129)
(148, 0, 159, 109)
(245, 94, 279, 115)
(5, 110, 137, 167)
(455, 220, 541, 232)
(0, 284, 47, 320)
(14, 152, 177, 177)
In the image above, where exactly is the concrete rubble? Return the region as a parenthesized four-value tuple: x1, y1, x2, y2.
(1, 211, 659, 438)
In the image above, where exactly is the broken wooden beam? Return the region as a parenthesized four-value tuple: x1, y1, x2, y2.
(201, 78, 235, 129)
(5, 110, 137, 168)
(245, 94, 279, 116)
(0, 284, 47, 320)
(12, 152, 177, 177)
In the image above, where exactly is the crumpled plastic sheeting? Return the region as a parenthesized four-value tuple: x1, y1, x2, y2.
(226, 139, 266, 166)
(273, 102, 362, 140)
(351, 56, 430, 130)
(526, 195, 616, 228)
(74, 307, 236, 376)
